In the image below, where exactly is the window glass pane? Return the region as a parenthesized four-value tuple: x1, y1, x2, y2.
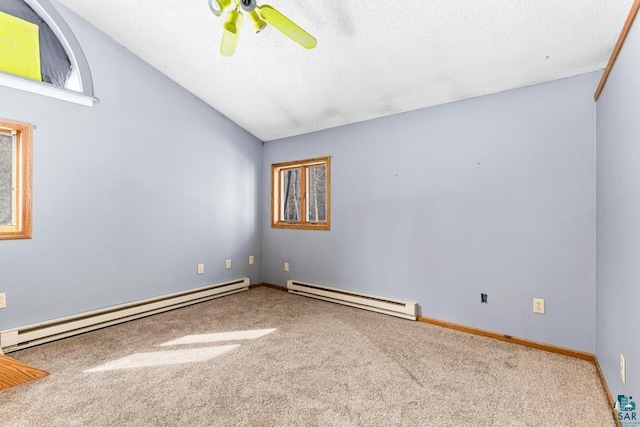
(307, 164, 326, 222)
(0, 132, 14, 226)
(281, 168, 300, 222)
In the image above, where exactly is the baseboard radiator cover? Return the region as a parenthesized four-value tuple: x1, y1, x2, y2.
(0, 277, 250, 353)
(287, 280, 417, 320)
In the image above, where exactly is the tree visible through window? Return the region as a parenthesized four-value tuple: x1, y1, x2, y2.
(0, 132, 14, 225)
(272, 157, 330, 230)
(0, 118, 32, 240)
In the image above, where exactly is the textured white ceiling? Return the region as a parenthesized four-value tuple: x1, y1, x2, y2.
(56, 0, 632, 141)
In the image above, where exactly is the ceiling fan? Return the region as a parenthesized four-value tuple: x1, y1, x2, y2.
(208, 0, 317, 56)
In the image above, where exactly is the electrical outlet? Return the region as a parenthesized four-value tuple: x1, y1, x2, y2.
(481, 293, 488, 303)
(533, 298, 545, 314)
(197, 264, 204, 275)
(0, 293, 5, 309)
(225, 259, 232, 269)
(620, 354, 626, 384)
(284, 262, 290, 272)
(249, 256, 255, 265)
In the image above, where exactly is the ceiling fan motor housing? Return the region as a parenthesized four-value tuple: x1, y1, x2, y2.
(240, 0, 257, 12)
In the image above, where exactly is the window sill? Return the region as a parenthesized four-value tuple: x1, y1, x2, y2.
(272, 223, 330, 231)
(0, 229, 32, 240)
(0, 72, 98, 107)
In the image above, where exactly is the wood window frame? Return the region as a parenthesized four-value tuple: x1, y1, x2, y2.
(271, 156, 331, 231)
(0, 118, 32, 240)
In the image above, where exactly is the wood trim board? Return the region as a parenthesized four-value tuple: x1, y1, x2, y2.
(417, 315, 593, 360)
(250, 282, 288, 292)
(594, 355, 622, 427)
(0, 355, 48, 390)
(595, 0, 640, 100)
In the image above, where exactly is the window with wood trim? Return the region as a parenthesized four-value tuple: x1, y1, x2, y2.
(272, 157, 330, 230)
(0, 118, 32, 240)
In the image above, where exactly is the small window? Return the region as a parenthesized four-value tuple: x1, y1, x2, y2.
(272, 157, 330, 230)
(0, 1, 71, 87)
(0, 118, 32, 240)
(0, 0, 95, 106)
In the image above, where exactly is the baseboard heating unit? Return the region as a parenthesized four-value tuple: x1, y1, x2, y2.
(0, 277, 250, 353)
(287, 280, 417, 320)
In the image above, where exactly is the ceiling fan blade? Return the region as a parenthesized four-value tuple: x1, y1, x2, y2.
(257, 5, 317, 49)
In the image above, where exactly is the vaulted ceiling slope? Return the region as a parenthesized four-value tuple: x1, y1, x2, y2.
(56, 0, 632, 141)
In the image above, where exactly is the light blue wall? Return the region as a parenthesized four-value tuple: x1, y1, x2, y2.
(263, 73, 599, 352)
(596, 20, 640, 397)
(0, 3, 262, 330)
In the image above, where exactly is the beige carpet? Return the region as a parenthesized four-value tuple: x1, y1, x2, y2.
(0, 287, 612, 426)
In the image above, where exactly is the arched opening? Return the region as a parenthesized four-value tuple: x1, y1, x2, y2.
(0, 0, 95, 105)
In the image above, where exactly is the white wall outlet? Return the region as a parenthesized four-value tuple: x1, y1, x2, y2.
(249, 256, 255, 265)
(225, 259, 232, 270)
(620, 354, 626, 384)
(197, 264, 204, 275)
(284, 262, 290, 272)
(0, 293, 5, 309)
(533, 298, 545, 314)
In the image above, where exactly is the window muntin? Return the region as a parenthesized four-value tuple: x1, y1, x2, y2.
(272, 157, 330, 230)
(0, 118, 32, 240)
